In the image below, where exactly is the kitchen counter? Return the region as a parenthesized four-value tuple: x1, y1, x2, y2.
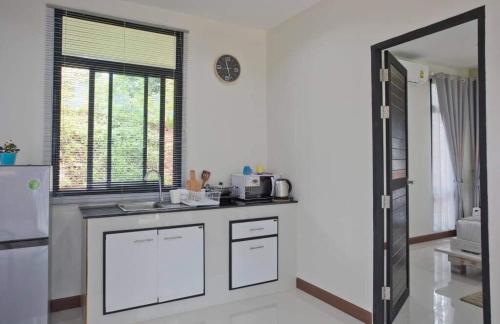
(80, 199, 298, 219)
(82, 199, 297, 324)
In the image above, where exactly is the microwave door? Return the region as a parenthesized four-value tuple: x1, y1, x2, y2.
(246, 186, 263, 199)
(246, 177, 273, 200)
(261, 177, 273, 197)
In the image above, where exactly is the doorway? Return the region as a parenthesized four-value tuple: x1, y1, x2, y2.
(371, 7, 490, 324)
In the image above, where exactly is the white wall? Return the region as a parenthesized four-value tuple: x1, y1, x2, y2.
(2, 1, 500, 322)
(0, 0, 267, 299)
(0, 0, 267, 185)
(485, 2, 500, 323)
(267, 1, 500, 322)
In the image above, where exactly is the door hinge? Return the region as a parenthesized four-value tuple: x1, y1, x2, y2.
(382, 286, 391, 301)
(380, 68, 389, 82)
(382, 195, 391, 209)
(380, 105, 390, 119)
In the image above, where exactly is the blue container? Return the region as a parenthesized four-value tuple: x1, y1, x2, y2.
(0, 153, 17, 165)
(242, 165, 253, 175)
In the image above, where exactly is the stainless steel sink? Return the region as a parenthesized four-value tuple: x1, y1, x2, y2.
(117, 201, 188, 212)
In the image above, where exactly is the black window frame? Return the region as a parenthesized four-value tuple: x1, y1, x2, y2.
(52, 9, 183, 196)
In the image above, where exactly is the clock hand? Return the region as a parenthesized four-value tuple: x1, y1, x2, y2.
(225, 60, 231, 78)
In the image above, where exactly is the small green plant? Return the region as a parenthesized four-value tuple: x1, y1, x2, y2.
(0, 140, 20, 153)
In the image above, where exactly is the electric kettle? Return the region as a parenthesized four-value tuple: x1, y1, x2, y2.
(274, 178, 292, 200)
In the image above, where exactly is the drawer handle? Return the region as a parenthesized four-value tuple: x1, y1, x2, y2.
(163, 236, 183, 240)
(250, 245, 265, 250)
(250, 227, 265, 232)
(133, 238, 154, 243)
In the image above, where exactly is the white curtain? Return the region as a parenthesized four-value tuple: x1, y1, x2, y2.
(434, 74, 470, 220)
(468, 80, 481, 208)
(431, 82, 456, 231)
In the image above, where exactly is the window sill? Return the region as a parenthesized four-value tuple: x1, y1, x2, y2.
(50, 191, 164, 206)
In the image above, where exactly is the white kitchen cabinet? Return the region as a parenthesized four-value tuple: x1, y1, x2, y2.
(230, 217, 278, 289)
(158, 225, 205, 302)
(104, 229, 158, 313)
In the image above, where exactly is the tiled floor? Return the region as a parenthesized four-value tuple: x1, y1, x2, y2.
(50, 289, 362, 324)
(50, 307, 82, 324)
(393, 238, 483, 324)
(51, 238, 483, 324)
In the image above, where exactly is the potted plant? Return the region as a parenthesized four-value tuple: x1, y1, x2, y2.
(0, 140, 20, 165)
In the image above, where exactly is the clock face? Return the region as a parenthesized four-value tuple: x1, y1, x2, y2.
(215, 55, 240, 82)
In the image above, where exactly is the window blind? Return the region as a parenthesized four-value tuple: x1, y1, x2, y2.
(52, 9, 183, 195)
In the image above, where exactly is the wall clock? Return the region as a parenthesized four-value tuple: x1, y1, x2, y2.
(215, 55, 241, 82)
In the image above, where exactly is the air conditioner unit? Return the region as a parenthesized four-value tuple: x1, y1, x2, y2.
(400, 60, 429, 84)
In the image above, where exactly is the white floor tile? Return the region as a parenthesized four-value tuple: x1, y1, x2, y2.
(50, 290, 362, 324)
(51, 238, 482, 324)
(50, 307, 83, 324)
(393, 239, 483, 324)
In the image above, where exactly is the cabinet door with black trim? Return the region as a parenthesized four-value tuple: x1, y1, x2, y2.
(104, 230, 158, 313)
(231, 236, 278, 289)
(158, 225, 205, 302)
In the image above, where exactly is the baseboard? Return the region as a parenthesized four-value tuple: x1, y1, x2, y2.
(384, 229, 456, 249)
(50, 295, 82, 313)
(296, 278, 372, 324)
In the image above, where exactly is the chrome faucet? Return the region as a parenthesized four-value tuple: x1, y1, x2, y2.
(144, 169, 163, 204)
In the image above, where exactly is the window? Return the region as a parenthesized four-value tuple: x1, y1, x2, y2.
(52, 10, 183, 195)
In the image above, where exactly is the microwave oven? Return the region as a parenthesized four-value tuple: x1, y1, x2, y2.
(231, 174, 276, 201)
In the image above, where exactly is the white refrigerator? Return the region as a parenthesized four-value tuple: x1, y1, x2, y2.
(0, 166, 50, 324)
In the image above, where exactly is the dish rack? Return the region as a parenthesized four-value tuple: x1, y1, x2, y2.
(181, 189, 221, 207)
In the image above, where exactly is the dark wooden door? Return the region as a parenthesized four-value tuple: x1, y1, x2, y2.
(384, 51, 409, 323)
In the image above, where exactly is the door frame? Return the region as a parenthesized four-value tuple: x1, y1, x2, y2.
(371, 6, 490, 324)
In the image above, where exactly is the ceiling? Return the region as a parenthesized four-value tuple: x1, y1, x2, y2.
(122, 0, 321, 29)
(390, 20, 478, 69)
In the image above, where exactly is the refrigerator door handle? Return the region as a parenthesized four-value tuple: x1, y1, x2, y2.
(0, 237, 49, 251)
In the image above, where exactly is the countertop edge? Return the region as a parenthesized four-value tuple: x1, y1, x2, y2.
(81, 200, 298, 219)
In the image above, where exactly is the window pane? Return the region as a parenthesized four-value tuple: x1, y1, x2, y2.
(60, 67, 89, 189)
(111, 74, 144, 182)
(93, 72, 109, 184)
(54, 11, 183, 194)
(147, 77, 161, 172)
(62, 16, 177, 69)
(164, 78, 175, 186)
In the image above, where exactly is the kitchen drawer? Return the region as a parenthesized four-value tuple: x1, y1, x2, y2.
(230, 236, 278, 289)
(231, 218, 278, 240)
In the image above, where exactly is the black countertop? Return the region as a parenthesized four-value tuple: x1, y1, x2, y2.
(80, 199, 298, 219)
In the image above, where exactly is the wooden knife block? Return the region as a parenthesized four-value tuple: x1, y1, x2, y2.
(186, 170, 202, 192)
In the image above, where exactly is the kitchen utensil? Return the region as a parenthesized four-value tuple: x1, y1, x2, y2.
(186, 170, 202, 192)
(170, 189, 181, 204)
(210, 182, 237, 206)
(186, 171, 192, 190)
(201, 170, 211, 188)
(181, 190, 221, 207)
(274, 178, 292, 200)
